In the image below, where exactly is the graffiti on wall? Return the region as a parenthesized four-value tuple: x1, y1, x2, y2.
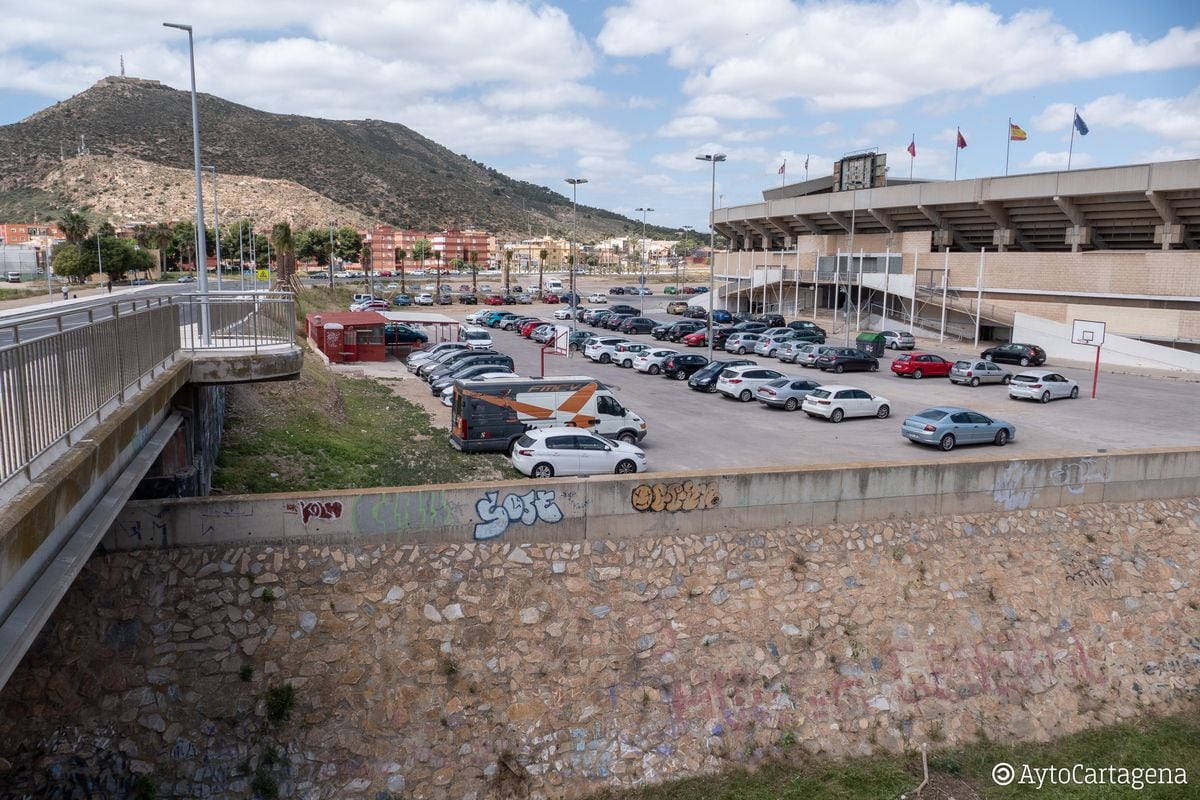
(993, 457, 1109, 511)
(284, 500, 344, 525)
(352, 492, 461, 536)
(631, 481, 720, 513)
(1050, 458, 1106, 494)
(993, 461, 1038, 511)
(473, 490, 563, 540)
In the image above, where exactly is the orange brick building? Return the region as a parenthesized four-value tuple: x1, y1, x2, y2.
(367, 227, 494, 274)
(0, 223, 63, 246)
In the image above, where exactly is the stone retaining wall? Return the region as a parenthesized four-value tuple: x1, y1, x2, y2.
(2, 496, 1198, 798)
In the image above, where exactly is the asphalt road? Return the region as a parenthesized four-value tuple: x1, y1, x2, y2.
(462, 298, 1200, 472)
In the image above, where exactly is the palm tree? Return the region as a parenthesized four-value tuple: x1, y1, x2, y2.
(411, 238, 432, 283)
(395, 248, 407, 293)
(271, 222, 297, 287)
(469, 250, 480, 296)
(360, 242, 373, 293)
(58, 210, 90, 248)
(504, 249, 513, 292)
(151, 222, 173, 274)
(538, 247, 548, 298)
(433, 250, 442, 293)
(133, 224, 155, 281)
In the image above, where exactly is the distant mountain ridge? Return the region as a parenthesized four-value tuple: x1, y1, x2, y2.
(0, 77, 675, 240)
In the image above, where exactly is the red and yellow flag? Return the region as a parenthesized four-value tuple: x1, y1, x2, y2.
(1009, 122, 1028, 141)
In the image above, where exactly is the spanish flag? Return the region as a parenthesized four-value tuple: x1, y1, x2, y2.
(1009, 122, 1028, 141)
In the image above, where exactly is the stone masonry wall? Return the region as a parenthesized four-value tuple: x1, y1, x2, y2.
(1, 497, 1198, 799)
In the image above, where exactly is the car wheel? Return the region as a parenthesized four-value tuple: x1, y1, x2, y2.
(939, 433, 955, 451)
(1040, 391, 1051, 404)
(706, 383, 717, 393)
(618, 431, 637, 444)
(737, 389, 752, 402)
(994, 429, 1009, 446)
(1070, 386, 1079, 399)
(784, 397, 799, 411)
(615, 459, 638, 474)
(876, 404, 890, 419)
(1001, 375, 1012, 385)
(870, 363, 879, 372)
(768, 349, 777, 358)
(600, 353, 611, 364)
(830, 408, 844, 423)
(1019, 357, 1030, 367)
(984, 354, 994, 362)
(913, 369, 924, 380)
(622, 359, 632, 368)
(675, 370, 688, 381)
(648, 364, 660, 375)
(969, 377, 980, 387)
(737, 346, 747, 354)
(834, 364, 844, 374)
(532, 462, 555, 478)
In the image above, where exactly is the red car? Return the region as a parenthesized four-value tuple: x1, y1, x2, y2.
(520, 319, 549, 337)
(484, 294, 505, 305)
(681, 330, 707, 347)
(890, 352, 954, 379)
(542, 293, 560, 304)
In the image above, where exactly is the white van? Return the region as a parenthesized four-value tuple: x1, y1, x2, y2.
(542, 278, 564, 293)
(5, 271, 22, 283)
(458, 326, 493, 351)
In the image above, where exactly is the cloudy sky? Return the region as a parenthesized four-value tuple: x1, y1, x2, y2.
(1, 0, 1197, 230)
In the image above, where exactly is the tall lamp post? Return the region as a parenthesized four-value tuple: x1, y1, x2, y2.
(565, 177, 587, 336)
(635, 206, 653, 314)
(163, 21, 209, 341)
(203, 164, 221, 290)
(678, 224, 693, 292)
(696, 153, 726, 363)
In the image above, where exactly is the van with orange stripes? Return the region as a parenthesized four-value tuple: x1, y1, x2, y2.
(450, 376, 647, 454)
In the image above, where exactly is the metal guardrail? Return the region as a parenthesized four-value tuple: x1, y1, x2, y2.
(0, 291, 295, 491)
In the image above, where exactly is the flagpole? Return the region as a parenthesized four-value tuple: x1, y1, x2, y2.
(1005, 117, 1011, 176)
(954, 127, 960, 180)
(909, 133, 914, 180)
(781, 160, 786, 187)
(1067, 107, 1076, 171)
(804, 155, 809, 182)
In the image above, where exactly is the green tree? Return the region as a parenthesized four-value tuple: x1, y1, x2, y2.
(538, 248, 548, 298)
(395, 248, 407, 293)
(503, 249, 513, 292)
(271, 221, 297, 286)
(58, 210, 90, 247)
(170, 220, 197, 269)
(151, 222, 173, 274)
(50, 241, 88, 282)
(333, 226, 362, 263)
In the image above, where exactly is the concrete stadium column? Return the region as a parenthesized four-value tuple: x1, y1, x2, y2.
(1154, 224, 1184, 250)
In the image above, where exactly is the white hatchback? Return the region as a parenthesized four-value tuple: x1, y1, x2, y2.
(584, 337, 629, 364)
(588, 294, 607, 304)
(511, 427, 648, 478)
(1008, 370, 1079, 403)
(415, 293, 434, 305)
(633, 348, 679, 374)
(802, 385, 891, 422)
(716, 364, 785, 402)
(553, 308, 574, 319)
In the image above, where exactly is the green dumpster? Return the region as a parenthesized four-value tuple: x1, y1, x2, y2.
(856, 331, 885, 357)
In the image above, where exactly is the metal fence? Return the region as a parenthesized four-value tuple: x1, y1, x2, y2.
(0, 291, 295, 492)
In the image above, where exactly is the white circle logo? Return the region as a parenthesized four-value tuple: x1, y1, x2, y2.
(992, 762, 1015, 786)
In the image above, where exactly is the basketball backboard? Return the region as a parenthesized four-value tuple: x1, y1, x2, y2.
(548, 325, 570, 355)
(1071, 319, 1106, 347)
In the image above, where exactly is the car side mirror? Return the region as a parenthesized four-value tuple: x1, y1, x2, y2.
(603, 445, 611, 452)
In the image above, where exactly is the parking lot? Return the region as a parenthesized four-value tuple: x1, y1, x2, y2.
(388, 291, 1200, 473)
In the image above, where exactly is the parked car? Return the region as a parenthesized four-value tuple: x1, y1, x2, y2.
(816, 347, 879, 373)
(483, 294, 505, 306)
(608, 304, 640, 317)
(435, 294, 453, 305)
(880, 330, 916, 350)
(499, 315, 533, 331)
(510, 427, 648, 477)
(520, 319, 550, 337)
(710, 309, 733, 324)
(890, 352, 954, 379)
(588, 293, 608, 304)
(687, 359, 753, 392)
(620, 317, 659, 335)
(729, 321, 767, 334)
(560, 292, 582, 305)
(787, 328, 826, 344)
(802, 386, 891, 422)
(682, 327, 732, 348)
(612, 342, 653, 368)
(350, 299, 391, 312)
(660, 321, 701, 342)
(542, 293, 560, 304)
(604, 314, 634, 331)
(384, 323, 428, 346)
(795, 344, 836, 368)
(414, 293, 435, 306)
(680, 286, 697, 294)
(516, 293, 533, 305)
(632, 348, 679, 375)
(440, 372, 515, 407)
(778, 341, 815, 364)
(393, 294, 413, 306)
(1008, 370, 1080, 403)
(585, 337, 630, 364)
(751, 313, 785, 328)
(754, 333, 799, 359)
(423, 350, 505, 382)
(651, 322, 672, 340)
(725, 332, 764, 354)
(948, 359, 1013, 387)
(716, 365, 786, 402)
(684, 306, 708, 319)
(568, 331, 594, 351)
(608, 286, 626, 295)
(662, 353, 710, 380)
(981, 343, 1047, 367)
(407, 342, 468, 371)
(663, 286, 678, 295)
(502, 294, 518, 305)
(666, 300, 689, 315)
(756, 377, 822, 411)
(457, 293, 477, 304)
(901, 407, 1015, 450)
(589, 311, 615, 328)
(787, 320, 826, 336)
(430, 363, 514, 394)
(530, 325, 556, 343)
(484, 311, 517, 327)
(416, 347, 491, 378)
(553, 307, 574, 320)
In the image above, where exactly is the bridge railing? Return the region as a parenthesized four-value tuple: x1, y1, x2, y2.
(0, 291, 295, 494)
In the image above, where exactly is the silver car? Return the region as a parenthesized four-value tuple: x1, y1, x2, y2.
(756, 377, 822, 411)
(901, 406, 1016, 450)
(880, 330, 916, 349)
(1008, 370, 1080, 403)
(948, 359, 1012, 387)
(778, 341, 815, 364)
(796, 344, 836, 368)
(754, 333, 796, 358)
(725, 332, 764, 354)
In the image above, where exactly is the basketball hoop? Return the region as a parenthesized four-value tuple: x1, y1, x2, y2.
(1071, 319, 1106, 399)
(540, 324, 570, 377)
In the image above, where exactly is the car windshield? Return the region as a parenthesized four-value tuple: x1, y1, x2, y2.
(464, 331, 488, 340)
(765, 378, 789, 388)
(895, 354, 912, 361)
(808, 389, 831, 399)
(517, 434, 535, 447)
(1013, 375, 1038, 383)
(720, 369, 738, 378)
(916, 409, 949, 420)
(953, 361, 971, 369)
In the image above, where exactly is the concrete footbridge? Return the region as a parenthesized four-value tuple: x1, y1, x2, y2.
(0, 289, 303, 688)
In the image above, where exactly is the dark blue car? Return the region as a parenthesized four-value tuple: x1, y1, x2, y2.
(711, 309, 732, 324)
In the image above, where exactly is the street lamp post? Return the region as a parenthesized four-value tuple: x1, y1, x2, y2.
(565, 178, 587, 338)
(636, 207, 653, 314)
(203, 164, 221, 290)
(163, 21, 209, 341)
(696, 154, 726, 363)
(328, 222, 336, 289)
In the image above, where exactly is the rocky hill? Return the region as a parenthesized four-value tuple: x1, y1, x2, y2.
(0, 77, 675, 240)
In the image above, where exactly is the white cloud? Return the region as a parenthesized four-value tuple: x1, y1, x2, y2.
(863, 119, 897, 137)
(657, 115, 721, 138)
(682, 94, 781, 120)
(1025, 151, 1093, 169)
(1034, 89, 1200, 141)
(627, 95, 657, 109)
(811, 121, 839, 137)
(599, 0, 1200, 112)
(482, 82, 604, 111)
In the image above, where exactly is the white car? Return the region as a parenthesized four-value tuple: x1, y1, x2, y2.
(633, 348, 679, 375)
(415, 293, 434, 306)
(440, 372, 517, 407)
(553, 308, 574, 320)
(802, 385, 891, 422)
(407, 342, 469, 372)
(588, 293, 607, 304)
(716, 364, 785, 402)
(465, 309, 490, 324)
(459, 327, 493, 351)
(1008, 370, 1080, 403)
(585, 337, 630, 364)
(510, 427, 648, 478)
(612, 342, 652, 368)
